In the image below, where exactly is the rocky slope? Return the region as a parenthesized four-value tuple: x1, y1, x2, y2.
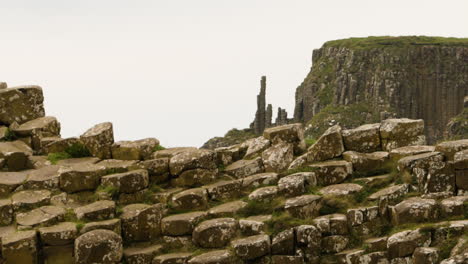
(0, 83, 467, 264)
(294, 36, 468, 143)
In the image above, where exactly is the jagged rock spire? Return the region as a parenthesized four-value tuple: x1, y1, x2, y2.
(253, 76, 269, 134)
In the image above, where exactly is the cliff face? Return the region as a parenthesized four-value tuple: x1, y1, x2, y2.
(294, 36, 468, 142)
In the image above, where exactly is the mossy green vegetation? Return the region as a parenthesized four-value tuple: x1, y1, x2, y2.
(153, 145, 166, 152)
(47, 142, 91, 164)
(323, 36, 468, 49)
(305, 102, 380, 139)
(304, 137, 316, 148)
(1, 128, 17, 141)
(265, 212, 315, 236)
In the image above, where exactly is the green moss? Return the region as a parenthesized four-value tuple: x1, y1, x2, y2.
(65, 143, 91, 158)
(153, 145, 166, 152)
(47, 152, 72, 165)
(265, 211, 315, 236)
(323, 36, 468, 49)
(96, 185, 119, 199)
(236, 199, 283, 218)
(47, 142, 91, 164)
(305, 102, 380, 139)
(304, 137, 317, 148)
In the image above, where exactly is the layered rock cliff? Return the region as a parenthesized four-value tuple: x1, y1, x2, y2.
(294, 36, 468, 143)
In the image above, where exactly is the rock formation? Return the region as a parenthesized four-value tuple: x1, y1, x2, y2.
(253, 76, 268, 135)
(294, 36, 468, 143)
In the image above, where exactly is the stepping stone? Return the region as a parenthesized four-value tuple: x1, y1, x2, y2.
(342, 151, 389, 174)
(121, 203, 163, 242)
(80, 218, 121, 234)
(413, 247, 439, 264)
(206, 180, 242, 201)
(435, 139, 468, 160)
(74, 229, 123, 264)
(188, 249, 238, 264)
(248, 186, 279, 202)
(192, 218, 238, 248)
(380, 118, 425, 151)
(2, 230, 38, 264)
(262, 142, 295, 172)
(123, 244, 163, 264)
(387, 229, 431, 259)
(215, 145, 243, 166)
(79, 122, 114, 159)
(153, 147, 197, 159)
(390, 197, 438, 225)
(12, 116, 60, 138)
(153, 252, 193, 264)
(278, 172, 316, 197)
(97, 159, 139, 174)
(137, 158, 170, 183)
(239, 215, 271, 236)
(389, 145, 435, 161)
(440, 196, 468, 217)
(171, 168, 217, 187)
(74, 200, 116, 221)
(225, 157, 264, 178)
(55, 157, 100, 166)
(231, 234, 271, 260)
(162, 236, 193, 250)
(313, 214, 348, 235)
(295, 224, 321, 248)
(0, 199, 13, 225)
(101, 169, 149, 193)
(208, 200, 247, 218)
(342, 123, 381, 153)
(42, 137, 79, 154)
(309, 160, 352, 186)
(263, 123, 306, 154)
(38, 222, 77, 246)
(271, 228, 294, 255)
(368, 184, 409, 201)
(23, 165, 61, 190)
(320, 183, 363, 196)
(364, 237, 388, 252)
(321, 235, 349, 254)
(11, 189, 51, 212)
(58, 163, 107, 193)
(284, 195, 322, 219)
(161, 211, 207, 236)
(171, 188, 208, 211)
(16, 205, 65, 227)
(305, 125, 344, 163)
(169, 148, 216, 175)
(354, 174, 390, 185)
(242, 172, 279, 189)
(112, 137, 160, 160)
(0, 171, 28, 197)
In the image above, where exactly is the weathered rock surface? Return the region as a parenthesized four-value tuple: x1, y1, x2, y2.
(0, 85, 45, 125)
(120, 203, 162, 242)
(263, 123, 306, 154)
(309, 160, 353, 185)
(231, 234, 270, 260)
(80, 122, 114, 159)
(169, 148, 216, 175)
(342, 123, 381, 153)
(225, 157, 264, 178)
(111, 138, 160, 160)
(74, 229, 123, 264)
(192, 218, 238, 248)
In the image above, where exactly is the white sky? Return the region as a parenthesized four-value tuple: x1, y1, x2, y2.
(1, 0, 467, 147)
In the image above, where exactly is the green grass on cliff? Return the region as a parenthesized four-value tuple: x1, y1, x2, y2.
(323, 36, 468, 49)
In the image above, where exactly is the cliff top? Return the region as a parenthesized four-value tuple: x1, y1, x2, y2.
(323, 36, 468, 49)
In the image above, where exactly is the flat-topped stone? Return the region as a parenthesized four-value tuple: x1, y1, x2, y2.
(208, 200, 247, 218)
(0, 85, 45, 125)
(161, 211, 207, 236)
(192, 218, 238, 248)
(435, 139, 468, 160)
(169, 148, 216, 175)
(74, 229, 123, 264)
(239, 215, 272, 236)
(112, 138, 160, 160)
(171, 188, 208, 211)
(284, 194, 322, 219)
(389, 145, 436, 161)
(248, 186, 279, 202)
(123, 244, 163, 264)
(96, 159, 139, 173)
(242, 172, 278, 189)
(23, 165, 61, 189)
(16, 205, 65, 227)
(342, 123, 381, 153)
(2, 230, 39, 264)
(38, 222, 77, 246)
(11, 189, 51, 211)
(309, 160, 353, 185)
(58, 163, 107, 193)
(120, 203, 163, 242)
(80, 218, 121, 234)
(320, 183, 363, 196)
(74, 200, 116, 221)
(101, 169, 149, 193)
(153, 252, 193, 264)
(368, 184, 409, 201)
(0, 171, 29, 197)
(244, 136, 270, 159)
(225, 157, 264, 178)
(342, 151, 389, 174)
(188, 249, 239, 264)
(231, 234, 270, 260)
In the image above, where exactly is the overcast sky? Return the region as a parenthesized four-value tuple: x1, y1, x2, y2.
(1, 0, 467, 147)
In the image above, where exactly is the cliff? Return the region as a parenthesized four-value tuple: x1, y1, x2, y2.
(294, 36, 468, 143)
